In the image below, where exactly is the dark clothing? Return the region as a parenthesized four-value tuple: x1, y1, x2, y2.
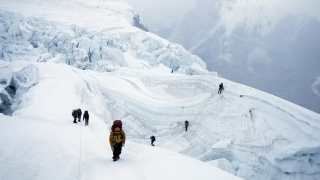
(113, 143, 122, 159)
(83, 111, 89, 126)
(150, 136, 156, 146)
(109, 129, 126, 160)
(77, 109, 82, 122)
(185, 121, 189, 131)
(218, 83, 224, 94)
(72, 110, 77, 123)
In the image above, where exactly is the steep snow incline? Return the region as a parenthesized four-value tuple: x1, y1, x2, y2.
(0, 60, 242, 180)
(1, 58, 320, 180)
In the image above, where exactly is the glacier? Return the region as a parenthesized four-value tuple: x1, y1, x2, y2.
(1, 0, 320, 180)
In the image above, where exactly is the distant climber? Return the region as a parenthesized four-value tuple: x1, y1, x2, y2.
(109, 120, 126, 161)
(171, 69, 173, 73)
(77, 109, 82, 122)
(72, 109, 77, 123)
(218, 83, 224, 94)
(150, 135, 156, 146)
(185, 121, 189, 131)
(83, 110, 89, 126)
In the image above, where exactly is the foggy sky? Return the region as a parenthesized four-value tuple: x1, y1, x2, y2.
(126, 0, 320, 30)
(125, 0, 197, 29)
(259, 0, 320, 18)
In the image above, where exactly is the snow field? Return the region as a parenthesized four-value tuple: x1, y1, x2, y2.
(2, 59, 320, 179)
(0, 60, 242, 179)
(0, 0, 320, 179)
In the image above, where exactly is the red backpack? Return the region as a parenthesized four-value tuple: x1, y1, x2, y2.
(111, 120, 122, 131)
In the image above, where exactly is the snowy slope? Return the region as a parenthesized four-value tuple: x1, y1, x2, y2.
(153, 0, 320, 114)
(1, 1, 320, 180)
(0, 70, 241, 180)
(1, 59, 320, 180)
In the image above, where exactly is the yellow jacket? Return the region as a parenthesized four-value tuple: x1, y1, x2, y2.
(185, 121, 189, 127)
(109, 128, 126, 147)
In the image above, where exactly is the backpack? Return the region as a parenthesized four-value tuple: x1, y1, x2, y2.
(77, 109, 82, 114)
(185, 121, 189, 125)
(111, 120, 122, 132)
(72, 109, 76, 116)
(150, 136, 156, 141)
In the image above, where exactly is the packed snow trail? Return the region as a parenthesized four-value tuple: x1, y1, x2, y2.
(0, 61, 242, 180)
(0, 114, 242, 180)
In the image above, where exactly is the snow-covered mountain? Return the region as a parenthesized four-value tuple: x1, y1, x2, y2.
(1, 0, 320, 180)
(154, 0, 320, 114)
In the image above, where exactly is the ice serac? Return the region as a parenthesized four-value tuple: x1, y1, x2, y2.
(132, 12, 149, 32)
(0, 0, 210, 75)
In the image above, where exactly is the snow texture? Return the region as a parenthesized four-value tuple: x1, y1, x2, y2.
(0, 1, 320, 180)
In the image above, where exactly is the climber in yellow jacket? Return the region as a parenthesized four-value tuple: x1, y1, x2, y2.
(109, 126, 126, 161)
(185, 120, 189, 131)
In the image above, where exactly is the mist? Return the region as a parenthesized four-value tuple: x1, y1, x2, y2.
(125, 0, 197, 30)
(126, 0, 320, 30)
(259, 0, 320, 18)
(125, 0, 320, 113)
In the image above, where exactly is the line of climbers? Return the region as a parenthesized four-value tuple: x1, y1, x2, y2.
(70, 115, 189, 161)
(70, 114, 191, 161)
(108, 119, 190, 161)
(73, 82, 223, 161)
(71, 108, 89, 126)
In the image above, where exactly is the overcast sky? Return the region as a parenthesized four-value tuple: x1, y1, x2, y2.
(259, 0, 320, 18)
(126, 0, 320, 30)
(125, 0, 197, 29)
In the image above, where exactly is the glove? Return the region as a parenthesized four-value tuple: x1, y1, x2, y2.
(122, 144, 125, 147)
(111, 147, 114, 151)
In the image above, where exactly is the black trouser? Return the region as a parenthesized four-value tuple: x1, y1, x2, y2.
(185, 126, 188, 131)
(151, 140, 155, 145)
(84, 118, 89, 125)
(113, 143, 122, 159)
(73, 116, 77, 123)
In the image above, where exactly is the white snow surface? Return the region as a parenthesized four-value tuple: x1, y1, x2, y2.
(0, 1, 320, 180)
(0, 0, 209, 76)
(0, 61, 242, 180)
